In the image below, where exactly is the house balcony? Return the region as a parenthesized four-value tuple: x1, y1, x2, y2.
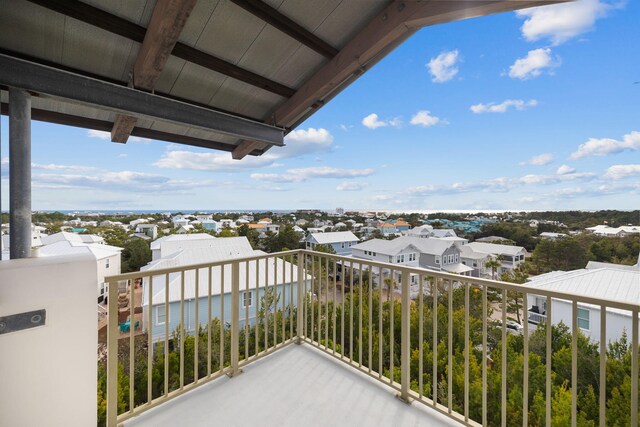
(1, 250, 639, 427)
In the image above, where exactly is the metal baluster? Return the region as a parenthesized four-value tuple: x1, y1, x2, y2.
(482, 284, 487, 425)
(631, 309, 639, 427)
(180, 271, 185, 390)
(419, 275, 424, 400)
(368, 267, 373, 372)
(349, 260, 353, 361)
(333, 256, 337, 355)
(147, 276, 153, 404)
(129, 277, 135, 412)
(220, 266, 224, 372)
(464, 281, 469, 423)
(546, 296, 552, 427)
(448, 279, 453, 414)
(207, 267, 212, 377)
(523, 291, 529, 427)
(599, 305, 606, 427)
(378, 266, 383, 379)
(358, 262, 363, 367)
(194, 269, 199, 384)
(390, 268, 395, 385)
(501, 287, 507, 426)
(164, 273, 169, 397)
(245, 261, 249, 360)
(434, 278, 439, 407)
(572, 301, 578, 427)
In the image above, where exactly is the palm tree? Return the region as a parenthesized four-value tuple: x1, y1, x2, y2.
(484, 257, 502, 280)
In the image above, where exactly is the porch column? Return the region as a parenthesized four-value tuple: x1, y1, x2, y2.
(9, 87, 32, 259)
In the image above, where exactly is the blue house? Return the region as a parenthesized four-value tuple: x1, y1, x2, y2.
(305, 231, 359, 255)
(141, 237, 308, 342)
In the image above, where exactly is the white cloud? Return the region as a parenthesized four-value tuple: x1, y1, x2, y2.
(569, 131, 640, 159)
(154, 150, 275, 171)
(519, 153, 554, 166)
(31, 163, 97, 172)
(31, 170, 215, 194)
(508, 48, 559, 80)
(470, 99, 538, 114)
(361, 113, 402, 129)
(427, 50, 460, 83)
(336, 181, 368, 191)
(516, 0, 615, 45)
(155, 127, 335, 171)
(517, 171, 595, 185)
(251, 167, 375, 183)
(277, 127, 334, 158)
(371, 195, 394, 202)
(86, 129, 149, 143)
(604, 164, 640, 180)
(556, 164, 576, 175)
(410, 111, 442, 127)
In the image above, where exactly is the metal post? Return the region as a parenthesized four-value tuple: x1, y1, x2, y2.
(8, 87, 31, 259)
(229, 261, 242, 377)
(106, 279, 119, 427)
(296, 251, 305, 343)
(397, 269, 411, 403)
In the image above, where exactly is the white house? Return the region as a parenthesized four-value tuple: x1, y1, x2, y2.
(201, 220, 219, 232)
(526, 268, 639, 344)
(466, 242, 526, 274)
(539, 232, 567, 240)
(406, 224, 433, 238)
(459, 245, 493, 278)
(305, 231, 359, 255)
(176, 224, 195, 234)
(196, 214, 213, 222)
(141, 236, 307, 343)
(40, 232, 122, 302)
(430, 229, 457, 238)
(135, 223, 158, 240)
(150, 233, 217, 261)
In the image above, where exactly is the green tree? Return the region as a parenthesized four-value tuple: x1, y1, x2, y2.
(122, 239, 151, 272)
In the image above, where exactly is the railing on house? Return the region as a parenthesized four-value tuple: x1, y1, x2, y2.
(527, 310, 547, 325)
(106, 249, 640, 427)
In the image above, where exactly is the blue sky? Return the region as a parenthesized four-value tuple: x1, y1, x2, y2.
(1, 0, 639, 212)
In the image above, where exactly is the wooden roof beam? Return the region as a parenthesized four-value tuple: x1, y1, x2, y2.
(111, 0, 196, 144)
(229, 0, 338, 59)
(27, 0, 295, 98)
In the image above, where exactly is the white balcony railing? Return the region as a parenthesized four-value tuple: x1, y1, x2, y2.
(527, 310, 547, 325)
(105, 249, 640, 427)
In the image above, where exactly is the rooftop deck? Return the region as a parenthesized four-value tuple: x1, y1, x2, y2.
(124, 343, 457, 427)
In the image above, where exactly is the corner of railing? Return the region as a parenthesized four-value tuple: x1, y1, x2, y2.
(296, 249, 306, 344)
(229, 260, 242, 377)
(106, 277, 120, 427)
(397, 269, 411, 404)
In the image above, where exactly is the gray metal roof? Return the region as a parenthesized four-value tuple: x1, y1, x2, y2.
(527, 268, 640, 306)
(467, 242, 526, 257)
(353, 236, 455, 256)
(0, 0, 565, 156)
(309, 231, 358, 245)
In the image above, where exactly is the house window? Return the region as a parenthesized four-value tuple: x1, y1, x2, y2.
(473, 261, 478, 268)
(454, 254, 459, 263)
(156, 306, 168, 325)
(341, 243, 345, 249)
(577, 308, 590, 330)
(243, 291, 253, 308)
(372, 252, 376, 256)
(397, 255, 404, 263)
(106, 258, 110, 268)
(389, 256, 392, 262)
(435, 256, 440, 264)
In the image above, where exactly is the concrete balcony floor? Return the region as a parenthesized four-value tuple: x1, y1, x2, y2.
(124, 343, 459, 427)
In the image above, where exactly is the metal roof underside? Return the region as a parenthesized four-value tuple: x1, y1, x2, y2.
(0, 0, 568, 158)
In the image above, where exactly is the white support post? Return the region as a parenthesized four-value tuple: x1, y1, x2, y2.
(397, 269, 411, 403)
(229, 261, 242, 377)
(106, 279, 119, 427)
(296, 251, 305, 344)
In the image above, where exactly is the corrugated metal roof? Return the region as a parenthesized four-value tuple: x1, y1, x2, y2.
(353, 236, 455, 256)
(467, 242, 525, 257)
(309, 231, 358, 245)
(527, 268, 640, 306)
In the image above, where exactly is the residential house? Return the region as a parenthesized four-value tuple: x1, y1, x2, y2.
(218, 219, 236, 229)
(526, 268, 639, 343)
(141, 237, 306, 343)
(196, 214, 213, 222)
(129, 218, 148, 228)
(378, 223, 397, 237)
(430, 229, 457, 238)
(394, 220, 410, 232)
(407, 224, 433, 238)
(176, 224, 195, 234)
(173, 218, 190, 229)
(585, 224, 639, 237)
(295, 219, 308, 227)
(305, 231, 359, 255)
(459, 245, 493, 278)
(466, 242, 526, 274)
(201, 220, 219, 232)
(150, 234, 216, 261)
(40, 232, 121, 302)
(135, 224, 158, 240)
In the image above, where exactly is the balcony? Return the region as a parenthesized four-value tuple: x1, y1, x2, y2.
(102, 250, 640, 427)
